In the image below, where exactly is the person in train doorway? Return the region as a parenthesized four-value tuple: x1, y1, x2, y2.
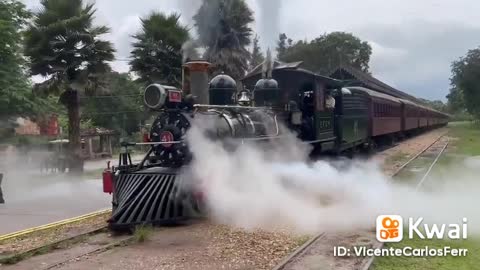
(325, 90, 336, 110)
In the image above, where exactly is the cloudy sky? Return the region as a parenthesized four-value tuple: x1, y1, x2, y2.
(22, 0, 480, 101)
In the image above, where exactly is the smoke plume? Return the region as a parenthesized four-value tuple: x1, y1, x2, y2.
(0, 147, 109, 212)
(184, 121, 480, 236)
(181, 40, 201, 63)
(175, 0, 203, 29)
(256, 0, 282, 51)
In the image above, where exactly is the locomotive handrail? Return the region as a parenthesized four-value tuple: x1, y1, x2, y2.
(127, 141, 185, 146)
(193, 104, 272, 110)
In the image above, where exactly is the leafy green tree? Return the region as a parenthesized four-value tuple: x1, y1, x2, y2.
(194, 0, 254, 80)
(130, 12, 190, 86)
(276, 33, 288, 60)
(0, 0, 34, 118)
(450, 48, 480, 119)
(82, 72, 146, 136)
(418, 98, 448, 112)
(249, 34, 264, 70)
(0, 0, 57, 138)
(446, 87, 465, 113)
(279, 31, 372, 75)
(24, 0, 115, 172)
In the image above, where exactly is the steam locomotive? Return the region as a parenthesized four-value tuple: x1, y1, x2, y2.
(102, 60, 449, 230)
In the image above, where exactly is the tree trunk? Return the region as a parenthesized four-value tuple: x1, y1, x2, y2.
(63, 89, 84, 174)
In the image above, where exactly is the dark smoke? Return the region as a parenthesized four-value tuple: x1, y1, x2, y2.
(175, 0, 203, 28)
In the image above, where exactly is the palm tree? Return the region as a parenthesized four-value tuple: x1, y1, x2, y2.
(194, 0, 253, 80)
(24, 0, 115, 173)
(130, 12, 190, 86)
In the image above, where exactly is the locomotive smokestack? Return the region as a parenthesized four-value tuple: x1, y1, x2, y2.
(182, 61, 211, 104)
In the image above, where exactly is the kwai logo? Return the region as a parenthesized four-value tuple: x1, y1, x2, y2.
(376, 215, 468, 242)
(408, 217, 468, 240)
(376, 215, 403, 242)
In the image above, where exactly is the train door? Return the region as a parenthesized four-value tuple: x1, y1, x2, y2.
(298, 87, 316, 141)
(312, 80, 336, 150)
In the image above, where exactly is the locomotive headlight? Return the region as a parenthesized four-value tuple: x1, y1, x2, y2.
(144, 84, 168, 110)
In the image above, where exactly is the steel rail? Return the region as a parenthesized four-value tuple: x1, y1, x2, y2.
(415, 138, 449, 190)
(0, 209, 111, 242)
(39, 234, 134, 270)
(360, 133, 449, 270)
(271, 233, 327, 270)
(390, 133, 447, 179)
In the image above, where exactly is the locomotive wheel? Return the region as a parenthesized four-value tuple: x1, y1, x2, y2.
(150, 112, 191, 167)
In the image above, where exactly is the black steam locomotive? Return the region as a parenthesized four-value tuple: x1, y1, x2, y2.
(103, 61, 300, 230)
(102, 60, 448, 230)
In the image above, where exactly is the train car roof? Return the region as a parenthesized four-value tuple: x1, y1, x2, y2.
(398, 98, 450, 117)
(242, 61, 344, 88)
(398, 98, 428, 109)
(346, 86, 402, 104)
(346, 86, 450, 117)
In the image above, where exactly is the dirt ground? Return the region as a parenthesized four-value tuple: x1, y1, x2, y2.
(2, 223, 305, 270)
(375, 128, 447, 175)
(0, 128, 448, 270)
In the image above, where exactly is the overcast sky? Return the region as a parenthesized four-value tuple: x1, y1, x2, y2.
(22, 0, 480, 101)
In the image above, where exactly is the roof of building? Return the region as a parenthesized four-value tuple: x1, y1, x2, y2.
(244, 60, 304, 79)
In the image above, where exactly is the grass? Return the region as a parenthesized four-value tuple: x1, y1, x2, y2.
(372, 122, 480, 270)
(447, 122, 480, 155)
(294, 235, 312, 247)
(371, 237, 480, 270)
(133, 225, 153, 243)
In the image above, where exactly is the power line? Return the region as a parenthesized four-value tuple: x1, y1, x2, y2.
(80, 94, 142, 99)
(83, 110, 145, 116)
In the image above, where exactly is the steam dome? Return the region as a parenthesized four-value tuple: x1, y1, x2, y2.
(254, 78, 279, 90)
(209, 74, 237, 105)
(253, 78, 280, 107)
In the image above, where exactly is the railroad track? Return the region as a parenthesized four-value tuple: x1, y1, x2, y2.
(273, 133, 450, 270)
(0, 209, 115, 267)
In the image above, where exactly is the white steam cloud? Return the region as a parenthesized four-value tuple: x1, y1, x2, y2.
(256, 0, 282, 51)
(184, 121, 480, 236)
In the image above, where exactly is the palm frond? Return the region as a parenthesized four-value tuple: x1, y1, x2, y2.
(25, 0, 115, 95)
